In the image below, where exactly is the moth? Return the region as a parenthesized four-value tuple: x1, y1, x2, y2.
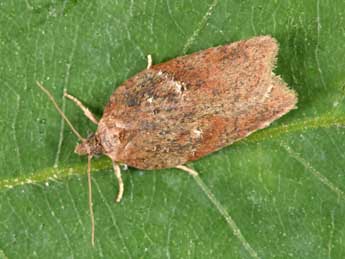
(37, 35, 297, 246)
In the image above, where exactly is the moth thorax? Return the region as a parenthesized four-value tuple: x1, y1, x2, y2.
(75, 133, 103, 156)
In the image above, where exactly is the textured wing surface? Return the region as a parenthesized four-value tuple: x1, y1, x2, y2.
(99, 36, 297, 169)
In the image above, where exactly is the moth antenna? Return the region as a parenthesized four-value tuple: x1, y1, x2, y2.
(87, 155, 95, 246)
(36, 81, 85, 142)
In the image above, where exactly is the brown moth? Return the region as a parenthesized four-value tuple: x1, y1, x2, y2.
(37, 35, 297, 246)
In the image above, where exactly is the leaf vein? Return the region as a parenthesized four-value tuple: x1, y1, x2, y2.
(182, 0, 219, 54)
(43, 192, 75, 258)
(1, 115, 345, 189)
(92, 178, 132, 258)
(191, 173, 260, 258)
(280, 142, 345, 200)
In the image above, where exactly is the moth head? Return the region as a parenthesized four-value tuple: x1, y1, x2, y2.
(75, 133, 103, 156)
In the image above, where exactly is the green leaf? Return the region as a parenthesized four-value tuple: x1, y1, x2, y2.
(1, 0, 345, 258)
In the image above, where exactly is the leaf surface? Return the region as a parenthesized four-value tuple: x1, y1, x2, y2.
(1, 0, 345, 258)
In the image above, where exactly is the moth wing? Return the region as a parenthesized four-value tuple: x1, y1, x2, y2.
(153, 35, 280, 109)
(99, 36, 297, 169)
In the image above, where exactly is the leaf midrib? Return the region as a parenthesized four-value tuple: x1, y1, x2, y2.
(1, 113, 344, 190)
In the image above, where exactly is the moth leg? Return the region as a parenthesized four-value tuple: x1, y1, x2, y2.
(175, 165, 199, 177)
(64, 91, 99, 125)
(146, 54, 152, 69)
(112, 162, 124, 203)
